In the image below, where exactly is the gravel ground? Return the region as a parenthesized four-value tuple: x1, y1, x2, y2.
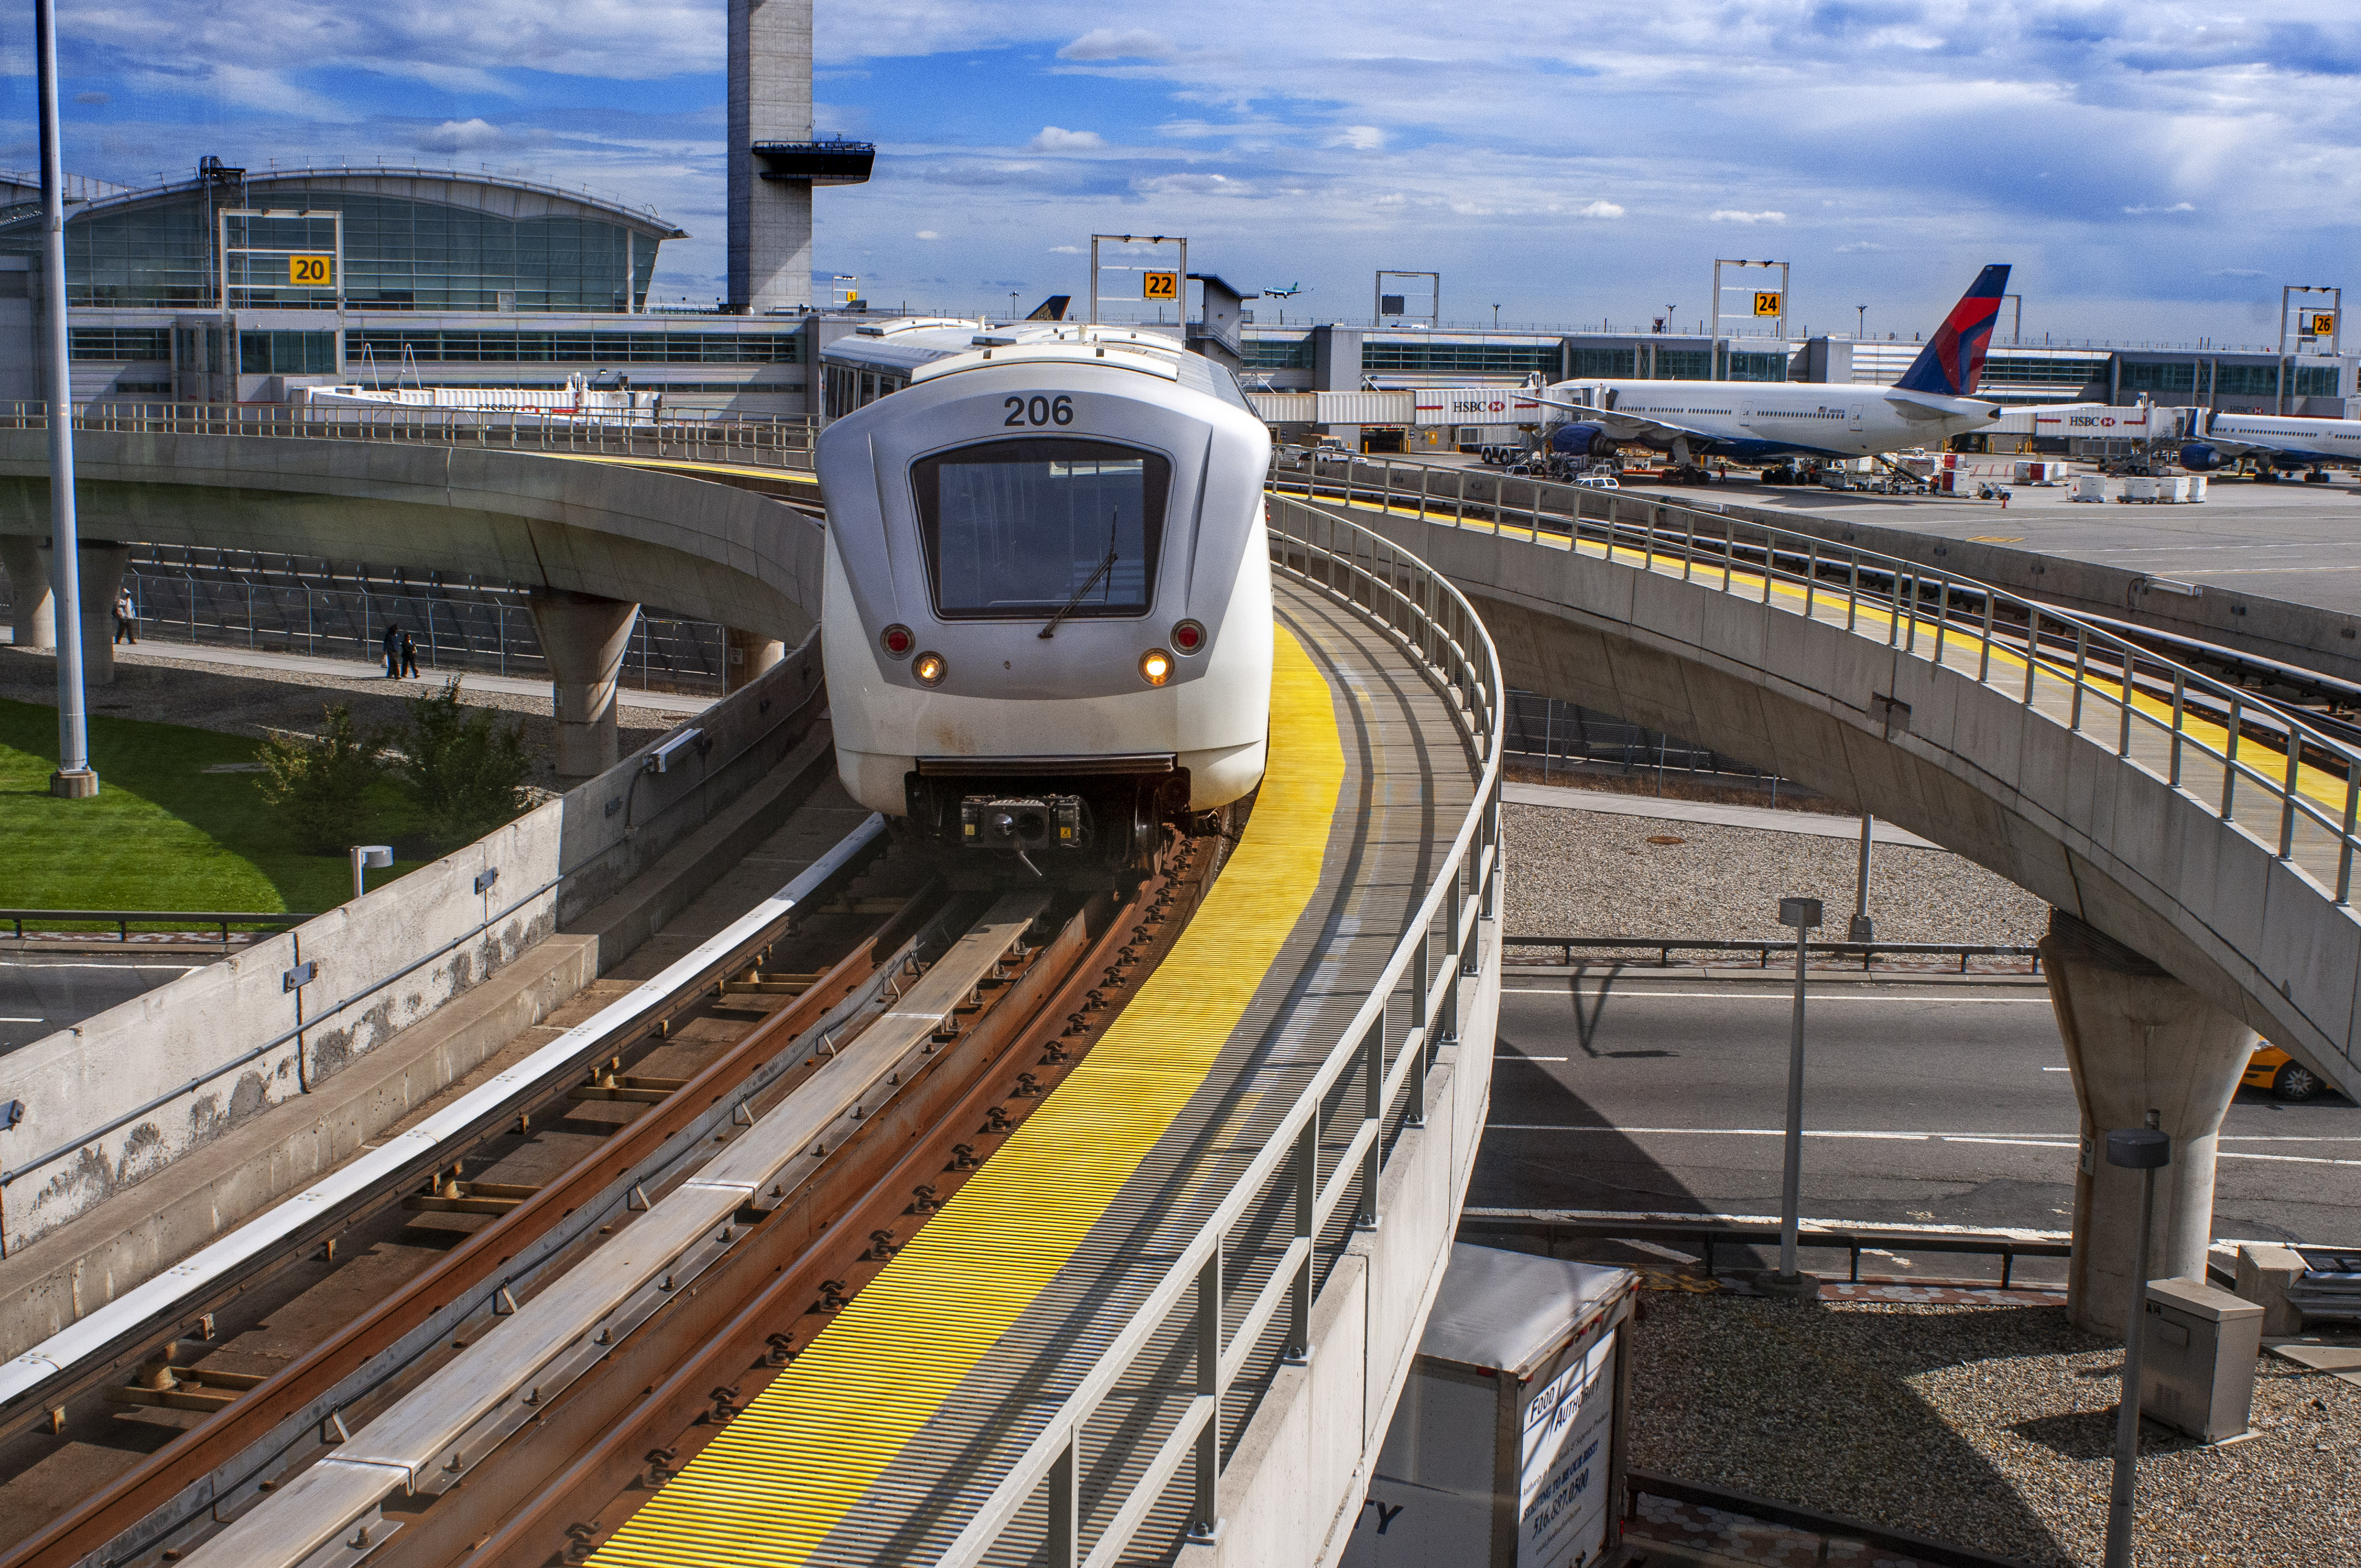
(1505, 799, 2053, 946)
(1631, 1292, 2359, 1567)
(0, 646, 678, 783)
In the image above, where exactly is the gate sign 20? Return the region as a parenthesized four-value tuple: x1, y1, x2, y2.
(1141, 270, 1178, 301)
(290, 255, 334, 287)
(1753, 291, 1782, 317)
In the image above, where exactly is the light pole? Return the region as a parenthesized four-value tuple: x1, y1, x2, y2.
(1849, 814, 1874, 942)
(2103, 1120, 2169, 1568)
(351, 844, 393, 902)
(1856, 304, 1867, 339)
(36, 0, 95, 799)
(1492, 303, 1501, 330)
(1763, 897, 1824, 1299)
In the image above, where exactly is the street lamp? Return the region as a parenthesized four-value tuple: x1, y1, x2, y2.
(36, 0, 95, 799)
(1492, 303, 1501, 330)
(1762, 896, 1824, 1299)
(1856, 304, 1867, 339)
(2103, 1120, 2170, 1568)
(351, 845, 393, 901)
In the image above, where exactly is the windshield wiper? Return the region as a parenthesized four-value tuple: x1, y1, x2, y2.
(1038, 546, 1117, 639)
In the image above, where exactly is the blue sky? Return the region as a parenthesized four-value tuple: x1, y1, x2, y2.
(6, 1, 2360, 345)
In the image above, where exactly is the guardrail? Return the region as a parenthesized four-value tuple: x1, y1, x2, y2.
(1506, 935, 2042, 973)
(931, 495, 1504, 1566)
(1459, 1212, 2071, 1291)
(0, 400, 815, 470)
(1624, 1470, 2033, 1568)
(2, 909, 315, 946)
(1271, 453, 2361, 913)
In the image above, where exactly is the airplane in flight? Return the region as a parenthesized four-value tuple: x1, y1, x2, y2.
(1266, 282, 1305, 298)
(1532, 264, 2012, 480)
(2180, 410, 2361, 480)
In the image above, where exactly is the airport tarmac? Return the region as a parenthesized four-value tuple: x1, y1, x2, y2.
(1471, 971, 2359, 1251)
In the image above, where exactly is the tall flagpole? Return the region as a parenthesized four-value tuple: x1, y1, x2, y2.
(36, 0, 96, 798)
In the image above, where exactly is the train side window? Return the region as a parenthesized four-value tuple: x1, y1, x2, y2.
(911, 438, 1171, 620)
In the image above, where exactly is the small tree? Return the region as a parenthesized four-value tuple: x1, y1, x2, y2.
(397, 679, 537, 848)
(255, 705, 386, 853)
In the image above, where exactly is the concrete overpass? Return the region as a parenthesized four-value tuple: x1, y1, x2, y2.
(0, 418, 824, 771)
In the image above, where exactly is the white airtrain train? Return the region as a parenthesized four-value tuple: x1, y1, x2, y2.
(2180, 410, 2361, 479)
(1535, 264, 2011, 478)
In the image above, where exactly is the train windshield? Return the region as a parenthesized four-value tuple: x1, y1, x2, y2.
(913, 438, 1169, 620)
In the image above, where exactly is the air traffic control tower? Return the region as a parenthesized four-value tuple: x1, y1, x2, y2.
(729, 0, 873, 314)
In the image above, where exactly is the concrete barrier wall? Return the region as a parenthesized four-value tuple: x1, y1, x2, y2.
(0, 633, 824, 1254)
(1338, 503, 2361, 1102)
(0, 431, 828, 647)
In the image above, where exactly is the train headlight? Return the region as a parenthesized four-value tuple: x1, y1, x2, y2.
(913, 651, 948, 687)
(880, 623, 914, 659)
(1139, 649, 1173, 687)
(1171, 619, 1206, 655)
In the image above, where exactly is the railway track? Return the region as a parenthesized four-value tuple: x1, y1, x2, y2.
(0, 808, 1232, 1568)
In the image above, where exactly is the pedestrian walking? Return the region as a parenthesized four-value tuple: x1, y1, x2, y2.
(399, 629, 420, 679)
(112, 587, 137, 645)
(383, 622, 402, 678)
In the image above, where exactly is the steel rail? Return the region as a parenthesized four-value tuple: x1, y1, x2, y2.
(924, 497, 1504, 1568)
(0, 816, 886, 1427)
(175, 894, 1058, 1568)
(0, 876, 942, 1568)
(1274, 454, 2361, 911)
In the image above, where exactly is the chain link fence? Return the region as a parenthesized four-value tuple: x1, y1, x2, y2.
(1504, 690, 1816, 804)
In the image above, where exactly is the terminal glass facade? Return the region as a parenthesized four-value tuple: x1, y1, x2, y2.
(1361, 340, 1563, 378)
(1244, 336, 1313, 371)
(1568, 347, 1637, 378)
(1, 189, 662, 311)
(346, 329, 799, 365)
(1982, 355, 2103, 388)
(1724, 350, 1788, 382)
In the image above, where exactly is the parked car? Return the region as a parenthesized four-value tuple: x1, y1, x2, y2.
(2244, 1043, 2325, 1102)
(1573, 472, 1620, 490)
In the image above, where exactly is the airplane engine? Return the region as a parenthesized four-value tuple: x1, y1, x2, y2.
(2178, 442, 2226, 471)
(1549, 420, 1619, 471)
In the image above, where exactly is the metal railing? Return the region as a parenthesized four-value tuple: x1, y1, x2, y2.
(0, 400, 815, 470)
(1505, 935, 2041, 973)
(2, 908, 313, 945)
(1272, 453, 2361, 916)
(931, 496, 1504, 1567)
(1460, 1212, 2071, 1292)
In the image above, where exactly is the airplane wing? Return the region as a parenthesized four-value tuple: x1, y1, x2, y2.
(1526, 391, 1722, 447)
(1885, 391, 2000, 424)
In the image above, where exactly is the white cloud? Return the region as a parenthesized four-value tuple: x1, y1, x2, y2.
(1057, 27, 1176, 62)
(1328, 126, 1385, 151)
(2209, 267, 2267, 277)
(1133, 171, 1248, 198)
(1048, 244, 1084, 254)
(2123, 202, 2197, 214)
(915, 230, 940, 240)
(1837, 241, 1890, 252)
(414, 118, 505, 154)
(1574, 200, 1624, 219)
(1027, 126, 1105, 152)
(1710, 209, 1786, 224)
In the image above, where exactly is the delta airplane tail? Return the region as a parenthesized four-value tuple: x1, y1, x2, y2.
(1892, 264, 2010, 398)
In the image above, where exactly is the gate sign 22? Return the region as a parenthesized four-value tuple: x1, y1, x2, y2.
(1753, 291, 1782, 317)
(290, 255, 334, 287)
(1141, 270, 1179, 301)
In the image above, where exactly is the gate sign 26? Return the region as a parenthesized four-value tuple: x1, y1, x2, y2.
(1141, 270, 1179, 301)
(290, 255, 334, 287)
(2309, 312, 2337, 336)
(1753, 291, 1782, 317)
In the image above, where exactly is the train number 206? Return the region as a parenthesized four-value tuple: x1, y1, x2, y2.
(1005, 394, 1075, 427)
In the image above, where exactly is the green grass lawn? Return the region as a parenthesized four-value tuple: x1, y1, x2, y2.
(0, 698, 424, 916)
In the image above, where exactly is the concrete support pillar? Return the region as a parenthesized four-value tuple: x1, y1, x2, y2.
(32, 540, 129, 684)
(0, 533, 55, 648)
(723, 627, 785, 694)
(526, 589, 639, 777)
(2041, 910, 2256, 1335)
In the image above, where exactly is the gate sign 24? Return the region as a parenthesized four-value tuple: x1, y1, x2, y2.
(1753, 291, 1782, 317)
(1141, 270, 1178, 301)
(290, 255, 334, 287)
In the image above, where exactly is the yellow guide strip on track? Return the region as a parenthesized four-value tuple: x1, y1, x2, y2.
(542, 451, 822, 484)
(593, 623, 1346, 1568)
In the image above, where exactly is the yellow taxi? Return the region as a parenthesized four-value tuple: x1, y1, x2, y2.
(2244, 1043, 2325, 1102)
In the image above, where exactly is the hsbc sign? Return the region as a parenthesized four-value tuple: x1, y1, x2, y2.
(1412, 387, 1542, 427)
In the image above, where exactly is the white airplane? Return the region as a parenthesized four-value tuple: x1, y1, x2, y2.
(2180, 410, 2361, 478)
(1533, 264, 2012, 476)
